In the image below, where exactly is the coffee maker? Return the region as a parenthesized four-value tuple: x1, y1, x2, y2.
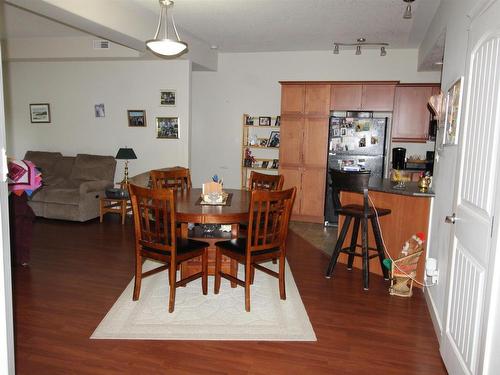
(392, 147, 406, 170)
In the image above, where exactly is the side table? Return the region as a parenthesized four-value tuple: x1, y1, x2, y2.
(99, 197, 132, 225)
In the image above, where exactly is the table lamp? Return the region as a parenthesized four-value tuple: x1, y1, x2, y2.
(115, 147, 137, 185)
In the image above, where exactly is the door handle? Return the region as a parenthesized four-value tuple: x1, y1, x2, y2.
(445, 213, 456, 224)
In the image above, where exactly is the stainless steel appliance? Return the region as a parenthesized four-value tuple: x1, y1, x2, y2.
(324, 111, 388, 225)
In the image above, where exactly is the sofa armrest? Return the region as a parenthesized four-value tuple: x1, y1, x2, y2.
(79, 180, 112, 194)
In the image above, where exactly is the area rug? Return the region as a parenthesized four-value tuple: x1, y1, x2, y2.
(91, 260, 316, 341)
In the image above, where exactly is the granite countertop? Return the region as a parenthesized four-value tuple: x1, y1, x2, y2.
(368, 178, 435, 197)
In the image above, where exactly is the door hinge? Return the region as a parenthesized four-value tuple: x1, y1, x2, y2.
(491, 216, 495, 238)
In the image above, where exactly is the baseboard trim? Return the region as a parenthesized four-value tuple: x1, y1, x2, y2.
(424, 287, 443, 344)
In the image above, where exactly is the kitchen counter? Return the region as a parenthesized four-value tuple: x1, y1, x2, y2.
(338, 181, 433, 286)
(368, 178, 435, 197)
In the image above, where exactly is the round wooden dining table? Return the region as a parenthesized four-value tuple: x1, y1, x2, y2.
(175, 188, 251, 224)
(175, 188, 251, 278)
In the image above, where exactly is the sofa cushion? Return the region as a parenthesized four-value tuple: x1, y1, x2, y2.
(44, 156, 75, 186)
(24, 151, 62, 177)
(70, 154, 116, 182)
(42, 188, 80, 206)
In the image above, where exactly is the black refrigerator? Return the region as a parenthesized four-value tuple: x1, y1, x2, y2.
(324, 112, 388, 225)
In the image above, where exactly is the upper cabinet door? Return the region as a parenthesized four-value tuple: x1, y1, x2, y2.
(305, 84, 331, 115)
(330, 85, 362, 110)
(392, 86, 434, 141)
(281, 84, 305, 115)
(279, 117, 304, 167)
(303, 117, 329, 167)
(361, 85, 396, 111)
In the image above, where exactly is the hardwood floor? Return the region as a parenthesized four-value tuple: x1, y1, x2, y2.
(13, 217, 447, 374)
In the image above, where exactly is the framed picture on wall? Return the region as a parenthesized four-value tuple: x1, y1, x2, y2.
(443, 77, 464, 145)
(127, 110, 147, 127)
(29, 103, 51, 123)
(156, 117, 179, 139)
(160, 90, 176, 106)
(94, 103, 105, 118)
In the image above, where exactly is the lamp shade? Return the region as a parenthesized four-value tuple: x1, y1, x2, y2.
(146, 39, 188, 56)
(116, 148, 137, 160)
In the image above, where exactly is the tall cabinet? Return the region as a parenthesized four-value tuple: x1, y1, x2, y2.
(280, 83, 330, 223)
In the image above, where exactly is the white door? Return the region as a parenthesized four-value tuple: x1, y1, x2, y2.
(0, 44, 15, 373)
(441, 1, 500, 374)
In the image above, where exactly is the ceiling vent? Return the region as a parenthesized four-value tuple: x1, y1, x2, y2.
(93, 40, 110, 50)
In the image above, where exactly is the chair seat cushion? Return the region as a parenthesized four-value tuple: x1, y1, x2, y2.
(177, 238, 210, 254)
(215, 238, 279, 256)
(142, 238, 209, 257)
(338, 204, 391, 218)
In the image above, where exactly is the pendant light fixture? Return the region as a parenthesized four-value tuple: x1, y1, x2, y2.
(146, 0, 188, 57)
(333, 38, 389, 56)
(403, 0, 415, 19)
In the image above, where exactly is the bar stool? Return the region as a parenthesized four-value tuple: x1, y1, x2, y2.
(325, 170, 391, 290)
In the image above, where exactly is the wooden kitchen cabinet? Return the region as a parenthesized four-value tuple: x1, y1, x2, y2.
(392, 85, 438, 141)
(303, 117, 329, 167)
(330, 85, 362, 110)
(280, 82, 329, 223)
(361, 84, 396, 111)
(330, 83, 397, 111)
(305, 84, 331, 115)
(281, 84, 305, 115)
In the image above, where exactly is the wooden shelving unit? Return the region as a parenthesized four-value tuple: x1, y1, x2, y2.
(241, 114, 280, 189)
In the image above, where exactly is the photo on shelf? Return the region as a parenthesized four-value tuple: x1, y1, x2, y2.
(259, 138, 268, 147)
(271, 159, 279, 169)
(268, 131, 280, 147)
(261, 161, 269, 168)
(259, 116, 271, 126)
(245, 116, 254, 125)
(275, 116, 281, 126)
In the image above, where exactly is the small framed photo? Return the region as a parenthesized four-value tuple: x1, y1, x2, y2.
(245, 115, 254, 125)
(272, 159, 279, 169)
(127, 110, 146, 127)
(259, 138, 268, 147)
(333, 128, 340, 137)
(160, 90, 176, 106)
(340, 128, 347, 136)
(94, 103, 105, 118)
(261, 161, 269, 169)
(259, 116, 271, 126)
(30, 103, 51, 123)
(156, 117, 179, 139)
(275, 116, 281, 126)
(268, 131, 280, 147)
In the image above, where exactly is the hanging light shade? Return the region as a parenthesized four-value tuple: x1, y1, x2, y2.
(146, 0, 188, 57)
(403, 0, 415, 19)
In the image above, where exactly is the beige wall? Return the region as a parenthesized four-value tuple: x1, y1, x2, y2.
(191, 49, 441, 188)
(4, 59, 191, 182)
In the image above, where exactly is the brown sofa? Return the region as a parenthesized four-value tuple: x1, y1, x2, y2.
(24, 151, 116, 222)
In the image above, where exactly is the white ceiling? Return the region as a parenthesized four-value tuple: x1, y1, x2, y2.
(2, 0, 440, 53)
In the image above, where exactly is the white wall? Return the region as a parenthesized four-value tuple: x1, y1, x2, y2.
(191, 49, 441, 188)
(4, 60, 191, 182)
(419, 0, 482, 339)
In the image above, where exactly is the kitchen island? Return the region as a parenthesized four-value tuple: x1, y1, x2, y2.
(338, 178, 434, 286)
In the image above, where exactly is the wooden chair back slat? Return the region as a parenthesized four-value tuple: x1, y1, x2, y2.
(129, 184, 176, 253)
(247, 188, 296, 253)
(249, 171, 284, 191)
(151, 168, 192, 191)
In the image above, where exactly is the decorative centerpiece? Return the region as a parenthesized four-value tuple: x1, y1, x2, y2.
(201, 175, 229, 205)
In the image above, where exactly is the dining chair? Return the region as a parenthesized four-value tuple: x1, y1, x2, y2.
(248, 171, 284, 191)
(129, 184, 209, 313)
(214, 187, 296, 312)
(150, 168, 192, 191)
(325, 169, 391, 290)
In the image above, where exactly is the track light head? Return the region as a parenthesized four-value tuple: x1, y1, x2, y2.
(355, 45, 361, 55)
(403, 0, 414, 19)
(333, 44, 339, 54)
(380, 46, 387, 56)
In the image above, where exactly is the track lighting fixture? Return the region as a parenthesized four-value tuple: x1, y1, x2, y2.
(403, 0, 415, 19)
(333, 38, 389, 56)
